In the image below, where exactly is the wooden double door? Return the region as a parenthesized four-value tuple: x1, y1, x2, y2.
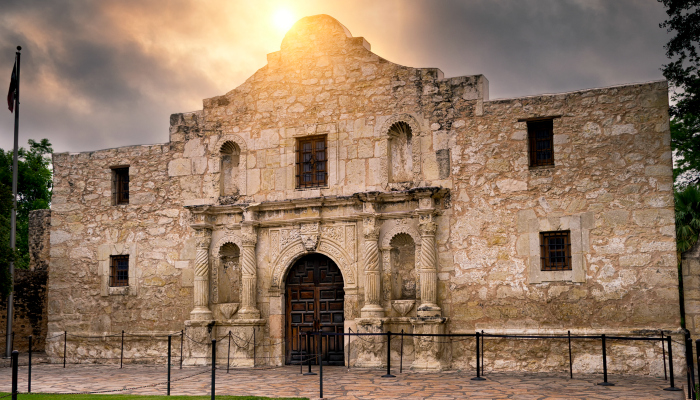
(285, 254, 345, 365)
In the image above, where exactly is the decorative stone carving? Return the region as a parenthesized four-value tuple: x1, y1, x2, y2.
(300, 222, 320, 251)
(239, 223, 260, 319)
(417, 214, 440, 318)
(353, 318, 386, 368)
(411, 317, 448, 371)
(361, 216, 383, 318)
(219, 303, 239, 319)
(392, 300, 415, 317)
(190, 227, 213, 321)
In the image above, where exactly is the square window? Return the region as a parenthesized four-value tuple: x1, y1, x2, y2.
(112, 167, 129, 205)
(296, 136, 327, 188)
(110, 255, 129, 287)
(540, 231, 571, 271)
(528, 119, 554, 167)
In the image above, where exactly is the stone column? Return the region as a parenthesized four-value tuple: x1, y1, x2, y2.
(190, 227, 213, 321)
(417, 214, 441, 318)
(361, 216, 384, 318)
(239, 223, 260, 319)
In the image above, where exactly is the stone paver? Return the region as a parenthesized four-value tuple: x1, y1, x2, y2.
(0, 364, 686, 399)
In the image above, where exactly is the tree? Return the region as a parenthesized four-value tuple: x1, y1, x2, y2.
(676, 185, 700, 254)
(660, 0, 700, 185)
(0, 139, 52, 298)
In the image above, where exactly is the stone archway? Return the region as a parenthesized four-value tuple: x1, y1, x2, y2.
(285, 253, 345, 365)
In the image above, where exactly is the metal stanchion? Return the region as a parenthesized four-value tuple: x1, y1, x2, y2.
(597, 334, 614, 386)
(299, 330, 303, 374)
(568, 330, 573, 379)
(471, 331, 485, 381)
(211, 339, 216, 400)
(400, 329, 404, 374)
(11, 350, 18, 400)
(167, 334, 172, 396)
(304, 332, 316, 376)
(120, 330, 125, 369)
(27, 335, 32, 393)
(481, 330, 484, 376)
(180, 330, 184, 369)
(382, 331, 395, 378)
(686, 334, 695, 400)
(665, 335, 682, 391)
(318, 331, 323, 399)
(662, 331, 668, 380)
(63, 331, 67, 368)
(347, 328, 351, 371)
(227, 331, 231, 374)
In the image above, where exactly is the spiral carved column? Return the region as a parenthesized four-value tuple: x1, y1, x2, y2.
(418, 217, 441, 317)
(239, 224, 260, 319)
(190, 227, 213, 320)
(361, 216, 384, 318)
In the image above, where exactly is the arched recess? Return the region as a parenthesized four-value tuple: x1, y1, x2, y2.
(215, 134, 248, 197)
(380, 223, 422, 302)
(211, 232, 243, 304)
(269, 238, 356, 296)
(379, 114, 422, 184)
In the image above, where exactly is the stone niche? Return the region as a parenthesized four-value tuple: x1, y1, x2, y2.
(216, 242, 241, 305)
(390, 233, 417, 301)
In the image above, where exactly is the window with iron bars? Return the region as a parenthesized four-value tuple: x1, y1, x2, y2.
(112, 167, 129, 205)
(296, 135, 327, 188)
(110, 255, 129, 287)
(528, 119, 554, 167)
(540, 231, 571, 271)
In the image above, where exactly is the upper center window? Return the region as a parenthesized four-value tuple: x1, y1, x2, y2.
(296, 135, 327, 188)
(528, 119, 554, 167)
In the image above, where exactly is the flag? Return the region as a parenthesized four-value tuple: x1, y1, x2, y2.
(7, 61, 17, 113)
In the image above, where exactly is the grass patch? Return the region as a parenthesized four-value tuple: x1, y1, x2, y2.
(0, 395, 307, 400)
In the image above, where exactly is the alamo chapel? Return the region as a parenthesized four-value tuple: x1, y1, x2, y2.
(45, 15, 679, 373)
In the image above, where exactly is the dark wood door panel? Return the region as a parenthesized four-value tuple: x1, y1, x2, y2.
(285, 254, 345, 366)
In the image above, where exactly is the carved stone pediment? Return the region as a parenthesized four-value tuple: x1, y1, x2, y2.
(300, 222, 320, 251)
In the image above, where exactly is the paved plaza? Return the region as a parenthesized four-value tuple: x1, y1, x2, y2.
(0, 363, 688, 399)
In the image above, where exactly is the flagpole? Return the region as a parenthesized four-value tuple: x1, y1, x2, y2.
(5, 45, 20, 358)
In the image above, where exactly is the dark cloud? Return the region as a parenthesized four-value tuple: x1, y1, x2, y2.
(0, 0, 671, 153)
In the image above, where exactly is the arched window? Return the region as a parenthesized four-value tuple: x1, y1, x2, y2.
(220, 141, 240, 196)
(388, 122, 413, 183)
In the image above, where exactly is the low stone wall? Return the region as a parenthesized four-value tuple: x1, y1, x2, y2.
(0, 209, 51, 352)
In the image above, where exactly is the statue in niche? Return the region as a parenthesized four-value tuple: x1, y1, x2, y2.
(220, 141, 240, 197)
(218, 242, 241, 304)
(388, 121, 413, 183)
(390, 233, 416, 300)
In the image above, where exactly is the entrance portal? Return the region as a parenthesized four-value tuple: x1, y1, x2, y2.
(285, 254, 345, 365)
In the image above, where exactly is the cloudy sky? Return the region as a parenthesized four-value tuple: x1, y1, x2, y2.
(0, 0, 672, 154)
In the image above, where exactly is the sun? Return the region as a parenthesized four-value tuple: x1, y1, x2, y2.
(272, 8, 296, 33)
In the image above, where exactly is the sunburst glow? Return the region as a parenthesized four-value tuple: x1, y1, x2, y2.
(272, 8, 296, 33)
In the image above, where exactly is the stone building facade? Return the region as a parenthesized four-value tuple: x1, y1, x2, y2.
(46, 15, 679, 374)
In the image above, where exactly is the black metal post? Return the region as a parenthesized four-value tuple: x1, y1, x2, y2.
(685, 334, 694, 400)
(662, 331, 668, 380)
(471, 331, 485, 381)
(63, 331, 67, 368)
(299, 330, 303, 374)
(347, 328, 351, 371)
(227, 331, 231, 374)
(665, 335, 682, 391)
(481, 330, 484, 376)
(304, 332, 316, 375)
(120, 330, 124, 369)
(27, 335, 32, 393)
(597, 334, 614, 386)
(382, 331, 395, 378)
(318, 331, 323, 399)
(167, 334, 172, 396)
(696, 339, 700, 398)
(11, 350, 18, 400)
(180, 330, 184, 369)
(568, 330, 573, 379)
(11, 332, 14, 353)
(211, 338, 216, 400)
(400, 329, 404, 374)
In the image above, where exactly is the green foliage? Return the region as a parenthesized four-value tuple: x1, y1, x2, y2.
(675, 185, 700, 254)
(670, 115, 700, 185)
(0, 139, 52, 298)
(660, 0, 700, 185)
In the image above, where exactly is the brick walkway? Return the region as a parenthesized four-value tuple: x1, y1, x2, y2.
(0, 364, 687, 399)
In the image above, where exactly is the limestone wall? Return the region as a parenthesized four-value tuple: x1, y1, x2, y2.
(47, 144, 195, 348)
(0, 209, 51, 351)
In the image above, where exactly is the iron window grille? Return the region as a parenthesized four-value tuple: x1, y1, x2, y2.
(528, 119, 554, 167)
(112, 167, 129, 205)
(540, 231, 572, 271)
(296, 135, 327, 188)
(110, 255, 129, 287)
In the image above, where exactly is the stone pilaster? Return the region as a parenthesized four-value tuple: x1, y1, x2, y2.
(352, 318, 386, 368)
(417, 213, 441, 318)
(190, 227, 213, 321)
(361, 215, 384, 318)
(239, 222, 260, 319)
(410, 317, 448, 371)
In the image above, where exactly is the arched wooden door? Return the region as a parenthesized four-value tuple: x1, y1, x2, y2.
(285, 254, 345, 365)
